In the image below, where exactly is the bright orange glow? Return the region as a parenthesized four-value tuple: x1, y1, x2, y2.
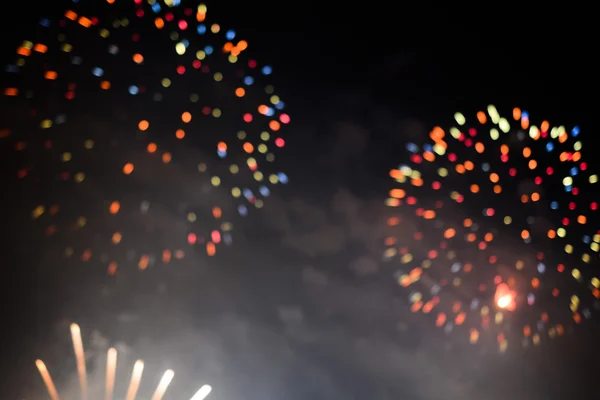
(494, 283, 516, 311)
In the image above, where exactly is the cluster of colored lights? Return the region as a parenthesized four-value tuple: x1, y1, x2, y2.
(1, 0, 290, 275)
(384, 105, 599, 351)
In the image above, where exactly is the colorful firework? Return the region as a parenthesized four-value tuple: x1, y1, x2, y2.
(2, 0, 289, 275)
(35, 323, 212, 400)
(384, 105, 599, 351)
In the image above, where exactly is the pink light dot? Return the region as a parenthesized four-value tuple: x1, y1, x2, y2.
(243, 113, 253, 123)
(280, 113, 290, 124)
(275, 137, 285, 148)
(187, 233, 197, 245)
(211, 230, 221, 244)
(178, 20, 188, 30)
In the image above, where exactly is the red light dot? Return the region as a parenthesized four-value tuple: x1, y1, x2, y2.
(448, 153, 457, 162)
(569, 202, 576, 210)
(165, 13, 174, 21)
(468, 128, 477, 137)
(248, 60, 257, 68)
(580, 162, 587, 170)
(176, 65, 186, 75)
(243, 113, 253, 123)
(432, 181, 441, 190)
(546, 167, 554, 175)
(562, 218, 569, 226)
(464, 139, 472, 147)
(279, 113, 290, 124)
(136, 9, 144, 17)
(275, 137, 285, 147)
(534, 176, 542, 185)
(178, 20, 188, 30)
(591, 202, 598, 210)
(486, 208, 495, 216)
(187, 233, 197, 245)
(500, 155, 508, 162)
(132, 33, 140, 42)
(211, 230, 221, 244)
(509, 168, 516, 176)
(192, 60, 201, 68)
(572, 187, 579, 195)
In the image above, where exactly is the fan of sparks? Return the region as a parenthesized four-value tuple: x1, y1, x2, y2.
(384, 105, 600, 351)
(36, 323, 212, 400)
(2, 0, 289, 275)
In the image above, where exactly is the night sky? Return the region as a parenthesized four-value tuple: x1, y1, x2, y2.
(1, 1, 599, 399)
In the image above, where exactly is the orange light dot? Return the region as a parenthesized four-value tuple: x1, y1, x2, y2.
(269, 120, 281, 131)
(235, 87, 245, 97)
(476, 111, 487, 124)
(162, 152, 172, 163)
(243, 142, 254, 153)
(100, 81, 111, 90)
(109, 201, 120, 214)
(133, 53, 144, 64)
(206, 242, 216, 256)
(123, 163, 134, 174)
(147, 143, 157, 153)
(182, 112, 192, 123)
(138, 120, 149, 131)
(513, 107, 522, 120)
(176, 129, 185, 139)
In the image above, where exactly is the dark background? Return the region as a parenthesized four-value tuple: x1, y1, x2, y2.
(1, 1, 598, 399)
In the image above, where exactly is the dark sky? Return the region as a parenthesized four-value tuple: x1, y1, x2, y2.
(1, 1, 599, 399)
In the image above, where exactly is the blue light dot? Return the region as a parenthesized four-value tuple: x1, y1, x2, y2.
(197, 24, 207, 34)
(572, 126, 580, 137)
(550, 201, 558, 210)
(565, 185, 572, 192)
(225, 30, 236, 40)
(261, 66, 272, 75)
(583, 235, 591, 244)
(570, 167, 578, 176)
(5, 65, 19, 73)
(265, 107, 275, 117)
(243, 76, 254, 85)
(40, 18, 50, 27)
(128, 86, 139, 95)
(275, 101, 284, 110)
(92, 67, 104, 77)
(537, 263, 546, 273)
(217, 149, 226, 158)
(182, 39, 190, 48)
(481, 163, 490, 172)
(204, 45, 213, 55)
(546, 142, 554, 152)
(522, 111, 529, 119)
(243, 189, 253, 199)
(259, 186, 270, 197)
(406, 143, 419, 153)
(277, 172, 288, 184)
(151, 2, 161, 12)
(237, 205, 248, 216)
